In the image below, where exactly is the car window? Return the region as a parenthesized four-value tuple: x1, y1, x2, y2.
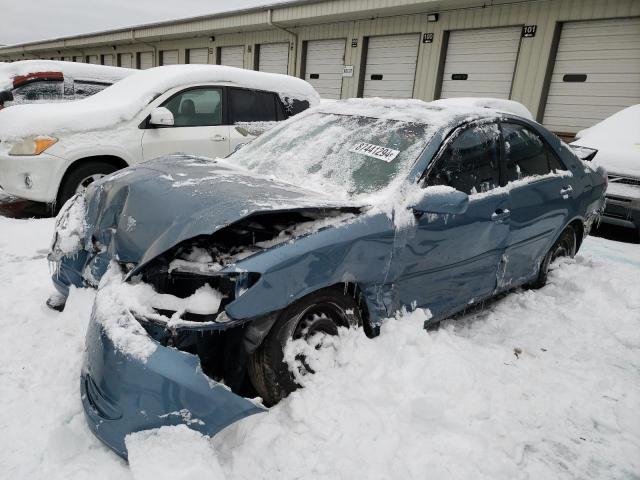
(163, 88, 223, 127)
(502, 123, 566, 182)
(12, 80, 64, 103)
(426, 123, 501, 195)
(229, 88, 281, 123)
(73, 80, 110, 98)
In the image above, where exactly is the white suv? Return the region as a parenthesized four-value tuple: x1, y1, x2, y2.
(0, 65, 319, 210)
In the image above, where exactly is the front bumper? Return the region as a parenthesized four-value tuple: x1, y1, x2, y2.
(601, 183, 640, 231)
(0, 151, 66, 203)
(81, 312, 265, 459)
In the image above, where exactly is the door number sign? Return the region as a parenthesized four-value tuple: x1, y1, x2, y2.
(522, 25, 537, 37)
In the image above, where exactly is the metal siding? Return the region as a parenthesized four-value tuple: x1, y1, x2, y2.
(220, 45, 245, 68)
(188, 47, 209, 64)
(440, 26, 522, 99)
(258, 42, 289, 74)
(542, 17, 640, 133)
(304, 38, 346, 99)
(363, 33, 420, 98)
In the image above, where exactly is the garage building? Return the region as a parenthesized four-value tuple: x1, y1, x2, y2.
(1, 0, 638, 135)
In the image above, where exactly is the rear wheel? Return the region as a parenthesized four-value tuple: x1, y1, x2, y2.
(528, 225, 576, 289)
(56, 161, 120, 212)
(248, 287, 362, 406)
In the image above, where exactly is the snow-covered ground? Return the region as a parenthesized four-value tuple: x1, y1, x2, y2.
(0, 215, 638, 479)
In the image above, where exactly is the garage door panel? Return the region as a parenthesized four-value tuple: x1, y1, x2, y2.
(220, 46, 244, 69)
(362, 34, 419, 99)
(119, 54, 133, 68)
(139, 52, 154, 69)
(439, 26, 521, 100)
(304, 39, 345, 99)
(161, 50, 179, 65)
(543, 17, 640, 133)
(188, 48, 209, 64)
(258, 43, 289, 75)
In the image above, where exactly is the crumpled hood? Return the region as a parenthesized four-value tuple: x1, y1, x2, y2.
(83, 154, 352, 270)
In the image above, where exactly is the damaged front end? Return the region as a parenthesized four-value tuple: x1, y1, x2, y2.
(82, 208, 361, 458)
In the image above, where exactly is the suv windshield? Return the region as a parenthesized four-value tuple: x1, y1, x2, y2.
(230, 112, 431, 197)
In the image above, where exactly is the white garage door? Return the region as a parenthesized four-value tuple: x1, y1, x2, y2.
(362, 34, 420, 98)
(139, 52, 154, 70)
(258, 43, 289, 75)
(188, 48, 209, 64)
(87, 55, 99, 65)
(161, 50, 179, 65)
(102, 54, 114, 66)
(74, 56, 84, 63)
(543, 17, 640, 134)
(439, 26, 522, 100)
(220, 46, 245, 69)
(304, 39, 345, 100)
(119, 53, 133, 69)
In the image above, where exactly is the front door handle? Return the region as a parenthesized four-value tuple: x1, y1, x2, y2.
(560, 185, 573, 198)
(491, 208, 511, 221)
(210, 134, 227, 142)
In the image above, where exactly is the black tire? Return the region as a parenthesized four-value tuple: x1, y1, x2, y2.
(55, 161, 120, 213)
(528, 225, 576, 289)
(248, 287, 362, 406)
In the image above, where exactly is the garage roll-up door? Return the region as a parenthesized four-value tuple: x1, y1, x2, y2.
(258, 43, 289, 75)
(102, 54, 114, 66)
(439, 26, 522, 99)
(188, 48, 209, 64)
(87, 55, 99, 64)
(161, 50, 179, 66)
(139, 52, 154, 70)
(362, 34, 420, 98)
(543, 17, 640, 134)
(220, 46, 244, 69)
(304, 39, 345, 99)
(119, 53, 133, 68)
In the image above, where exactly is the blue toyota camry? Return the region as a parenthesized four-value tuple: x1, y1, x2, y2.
(49, 99, 606, 457)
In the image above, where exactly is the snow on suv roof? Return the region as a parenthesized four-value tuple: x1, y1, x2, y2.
(0, 64, 321, 140)
(0, 60, 135, 91)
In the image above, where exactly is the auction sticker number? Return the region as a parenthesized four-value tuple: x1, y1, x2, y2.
(349, 142, 400, 162)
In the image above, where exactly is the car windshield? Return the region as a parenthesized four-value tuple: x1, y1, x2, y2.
(229, 112, 432, 197)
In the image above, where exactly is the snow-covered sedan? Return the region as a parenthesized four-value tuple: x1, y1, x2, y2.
(571, 105, 640, 237)
(47, 98, 607, 457)
(0, 60, 134, 109)
(0, 65, 319, 210)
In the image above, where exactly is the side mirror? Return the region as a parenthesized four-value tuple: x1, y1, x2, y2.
(413, 186, 469, 215)
(149, 107, 174, 127)
(0, 90, 14, 105)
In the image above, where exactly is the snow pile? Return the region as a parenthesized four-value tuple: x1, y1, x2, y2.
(0, 64, 320, 140)
(48, 193, 87, 262)
(572, 105, 640, 177)
(1, 215, 639, 479)
(0, 59, 135, 91)
(430, 97, 534, 120)
(126, 426, 224, 480)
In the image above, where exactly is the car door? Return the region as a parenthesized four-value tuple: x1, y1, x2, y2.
(498, 122, 573, 289)
(393, 122, 510, 319)
(141, 87, 230, 161)
(226, 87, 285, 152)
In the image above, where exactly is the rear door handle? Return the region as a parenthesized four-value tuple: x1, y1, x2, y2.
(491, 208, 510, 221)
(210, 134, 227, 142)
(560, 185, 573, 198)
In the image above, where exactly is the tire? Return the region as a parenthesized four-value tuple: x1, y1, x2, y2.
(528, 225, 576, 289)
(55, 161, 120, 213)
(248, 287, 362, 406)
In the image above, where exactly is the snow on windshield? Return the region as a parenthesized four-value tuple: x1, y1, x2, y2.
(229, 112, 434, 199)
(0, 65, 320, 140)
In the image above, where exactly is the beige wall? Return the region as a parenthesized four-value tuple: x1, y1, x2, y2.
(2, 0, 638, 121)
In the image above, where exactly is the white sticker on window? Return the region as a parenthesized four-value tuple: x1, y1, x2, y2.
(349, 142, 400, 162)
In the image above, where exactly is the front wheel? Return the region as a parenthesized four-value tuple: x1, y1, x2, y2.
(528, 225, 576, 289)
(55, 161, 120, 213)
(248, 287, 362, 406)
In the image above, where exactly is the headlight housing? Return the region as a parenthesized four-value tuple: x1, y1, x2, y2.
(9, 136, 58, 156)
